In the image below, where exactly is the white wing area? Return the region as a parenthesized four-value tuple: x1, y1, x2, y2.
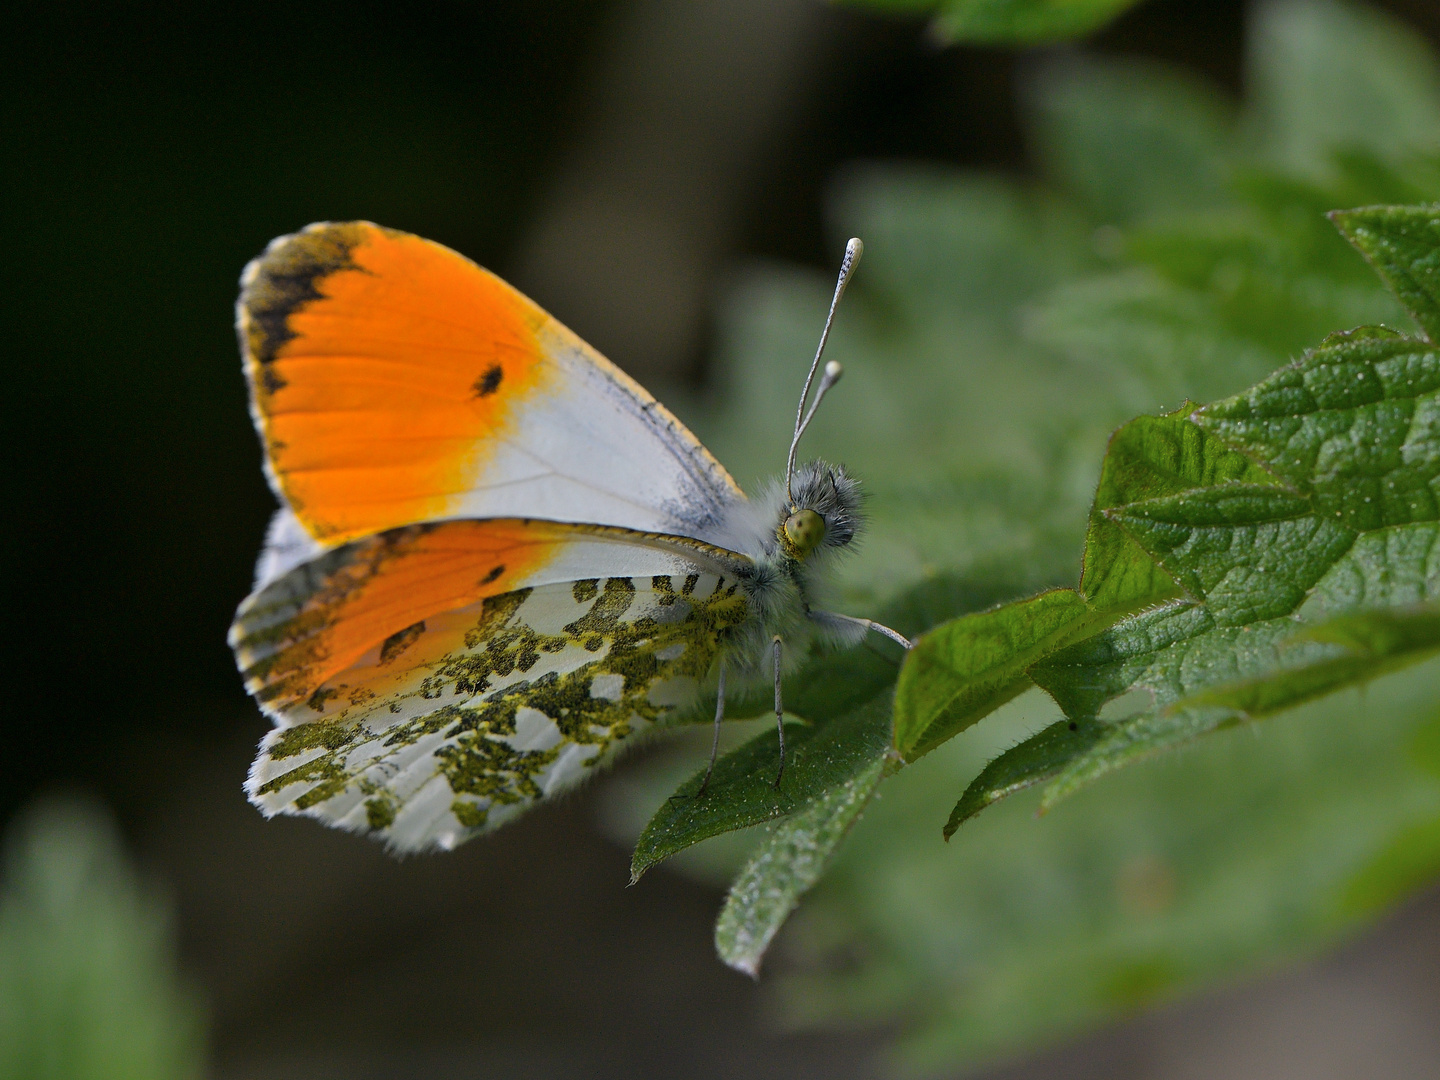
(466, 322, 748, 541)
(254, 507, 324, 587)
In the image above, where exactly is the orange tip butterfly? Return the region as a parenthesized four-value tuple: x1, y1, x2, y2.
(229, 222, 908, 852)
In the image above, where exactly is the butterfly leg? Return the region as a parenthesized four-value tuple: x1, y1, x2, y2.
(772, 635, 786, 788)
(696, 664, 726, 796)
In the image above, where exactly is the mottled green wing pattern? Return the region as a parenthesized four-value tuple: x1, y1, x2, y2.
(245, 571, 749, 852)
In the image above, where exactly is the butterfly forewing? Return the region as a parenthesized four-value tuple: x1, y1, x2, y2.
(237, 221, 745, 580)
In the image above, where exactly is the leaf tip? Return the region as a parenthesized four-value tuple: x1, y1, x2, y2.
(722, 953, 762, 980)
(942, 801, 973, 839)
(628, 852, 653, 886)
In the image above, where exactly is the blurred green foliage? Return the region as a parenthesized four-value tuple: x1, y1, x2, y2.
(839, 0, 1147, 45)
(0, 798, 204, 1079)
(614, 0, 1440, 1069)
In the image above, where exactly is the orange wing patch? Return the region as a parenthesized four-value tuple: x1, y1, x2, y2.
(231, 519, 562, 718)
(239, 222, 551, 544)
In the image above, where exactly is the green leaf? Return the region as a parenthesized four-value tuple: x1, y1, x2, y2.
(1041, 605, 1440, 808)
(1193, 326, 1440, 529)
(1331, 203, 1440, 342)
(1080, 412, 1282, 613)
(1039, 703, 1245, 809)
(1186, 604, 1440, 713)
(967, 210, 1440, 808)
(714, 756, 886, 976)
(841, 0, 1144, 45)
(897, 287, 1440, 779)
(1297, 603, 1440, 653)
(632, 697, 893, 881)
(943, 716, 1108, 837)
(894, 589, 1115, 762)
(1106, 484, 1354, 621)
(953, 604, 1438, 843)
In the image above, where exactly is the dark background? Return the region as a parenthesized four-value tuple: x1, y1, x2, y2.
(6, 2, 1440, 1076)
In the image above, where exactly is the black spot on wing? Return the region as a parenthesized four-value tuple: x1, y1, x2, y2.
(306, 686, 340, 712)
(480, 564, 505, 585)
(378, 620, 426, 665)
(240, 222, 372, 384)
(651, 575, 677, 605)
(261, 363, 286, 396)
(564, 578, 636, 635)
(473, 364, 504, 397)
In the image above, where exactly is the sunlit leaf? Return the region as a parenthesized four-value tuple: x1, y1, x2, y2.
(1000, 221, 1440, 802)
(630, 4, 1440, 1064)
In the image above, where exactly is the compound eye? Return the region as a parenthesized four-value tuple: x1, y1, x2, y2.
(783, 508, 826, 554)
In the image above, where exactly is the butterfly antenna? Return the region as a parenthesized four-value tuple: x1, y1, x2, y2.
(786, 237, 862, 505)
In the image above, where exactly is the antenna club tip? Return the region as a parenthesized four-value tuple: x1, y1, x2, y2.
(824, 359, 843, 380)
(846, 237, 864, 262)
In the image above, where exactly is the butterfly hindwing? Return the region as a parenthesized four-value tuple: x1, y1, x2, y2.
(232, 519, 751, 851)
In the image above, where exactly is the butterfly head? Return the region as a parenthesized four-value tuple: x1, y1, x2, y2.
(775, 461, 860, 562)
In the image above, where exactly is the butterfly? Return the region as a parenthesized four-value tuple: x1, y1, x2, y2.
(230, 221, 910, 852)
